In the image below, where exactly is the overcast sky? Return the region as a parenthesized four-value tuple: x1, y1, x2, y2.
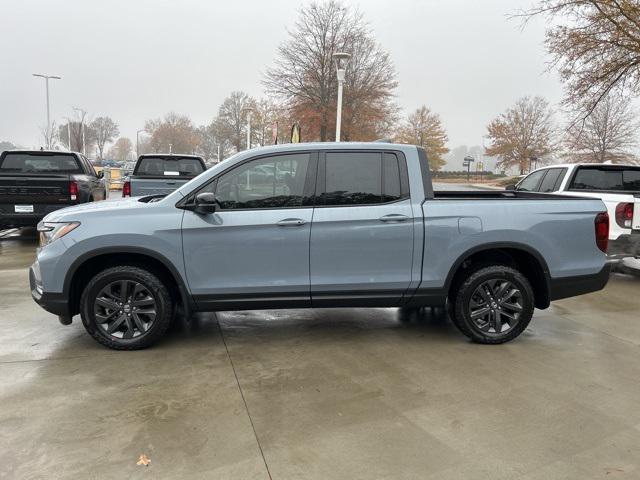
(0, 0, 561, 151)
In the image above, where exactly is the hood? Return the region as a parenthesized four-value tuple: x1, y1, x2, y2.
(42, 197, 148, 222)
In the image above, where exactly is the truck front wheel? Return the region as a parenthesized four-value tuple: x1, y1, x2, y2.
(80, 266, 174, 350)
(451, 265, 534, 344)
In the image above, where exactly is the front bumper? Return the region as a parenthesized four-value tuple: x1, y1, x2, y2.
(549, 264, 611, 302)
(29, 263, 70, 317)
(608, 232, 640, 259)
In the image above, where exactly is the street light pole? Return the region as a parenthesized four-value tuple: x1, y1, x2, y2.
(33, 73, 62, 149)
(332, 52, 351, 142)
(246, 110, 252, 150)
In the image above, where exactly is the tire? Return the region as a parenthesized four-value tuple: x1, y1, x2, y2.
(80, 266, 174, 350)
(451, 265, 534, 344)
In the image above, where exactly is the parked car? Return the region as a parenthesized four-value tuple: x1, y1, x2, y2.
(509, 164, 639, 260)
(123, 154, 206, 197)
(30, 143, 610, 350)
(0, 150, 106, 229)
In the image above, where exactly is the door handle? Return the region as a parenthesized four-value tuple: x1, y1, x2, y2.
(276, 218, 306, 227)
(379, 214, 410, 223)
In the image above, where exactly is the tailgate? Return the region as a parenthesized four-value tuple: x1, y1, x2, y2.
(130, 177, 190, 196)
(634, 196, 640, 230)
(0, 174, 70, 204)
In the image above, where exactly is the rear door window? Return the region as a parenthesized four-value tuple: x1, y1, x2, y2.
(319, 151, 408, 206)
(538, 168, 564, 192)
(516, 170, 546, 192)
(0, 153, 82, 173)
(135, 157, 205, 177)
(570, 167, 640, 191)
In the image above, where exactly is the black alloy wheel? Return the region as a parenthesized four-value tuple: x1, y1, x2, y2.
(80, 266, 173, 350)
(451, 265, 534, 344)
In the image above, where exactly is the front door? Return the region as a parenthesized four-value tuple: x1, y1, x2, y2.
(310, 151, 415, 307)
(182, 152, 317, 310)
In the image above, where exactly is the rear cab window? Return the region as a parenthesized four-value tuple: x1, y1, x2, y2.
(570, 166, 640, 192)
(0, 152, 82, 174)
(134, 156, 205, 177)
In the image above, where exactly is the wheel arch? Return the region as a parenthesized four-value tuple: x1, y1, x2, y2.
(445, 242, 551, 309)
(64, 247, 192, 317)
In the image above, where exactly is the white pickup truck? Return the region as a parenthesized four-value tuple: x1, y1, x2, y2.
(511, 164, 640, 263)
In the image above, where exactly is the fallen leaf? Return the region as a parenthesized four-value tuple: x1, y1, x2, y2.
(605, 467, 624, 475)
(137, 454, 151, 467)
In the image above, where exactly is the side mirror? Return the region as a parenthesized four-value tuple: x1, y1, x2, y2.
(194, 192, 219, 214)
(97, 171, 104, 179)
(505, 184, 516, 191)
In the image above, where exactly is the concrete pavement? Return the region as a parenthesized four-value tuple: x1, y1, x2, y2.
(1, 226, 640, 479)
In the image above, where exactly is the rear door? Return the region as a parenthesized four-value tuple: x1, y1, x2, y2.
(78, 154, 104, 200)
(310, 151, 414, 307)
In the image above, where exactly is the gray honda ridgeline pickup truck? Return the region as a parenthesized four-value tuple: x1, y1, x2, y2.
(30, 142, 611, 350)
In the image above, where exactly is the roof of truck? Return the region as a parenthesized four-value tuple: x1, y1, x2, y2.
(534, 162, 640, 169)
(1, 149, 81, 155)
(138, 153, 203, 158)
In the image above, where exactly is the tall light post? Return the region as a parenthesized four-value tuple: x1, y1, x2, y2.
(136, 129, 145, 157)
(32, 73, 62, 149)
(332, 52, 351, 142)
(245, 109, 253, 150)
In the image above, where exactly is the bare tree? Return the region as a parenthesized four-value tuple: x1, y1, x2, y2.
(264, 1, 397, 141)
(485, 96, 556, 174)
(397, 106, 449, 171)
(58, 108, 96, 154)
(196, 122, 232, 163)
(91, 117, 119, 160)
(40, 121, 58, 150)
(108, 137, 133, 161)
(564, 93, 639, 163)
(214, 91, 257, 152)
(521, 1, 640, 120)
(0, 141, 17, 153)
(144, 112, 199, 154)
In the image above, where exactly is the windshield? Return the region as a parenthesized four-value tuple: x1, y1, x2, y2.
(0, 153, 81, 174)
(570, 167, 640, 192)
(135, 157, 205, 176)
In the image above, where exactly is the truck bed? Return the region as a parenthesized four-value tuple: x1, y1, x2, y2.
(432, 190, 587, 200)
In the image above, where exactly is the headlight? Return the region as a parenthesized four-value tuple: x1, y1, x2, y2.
(37, 222, 80, 247)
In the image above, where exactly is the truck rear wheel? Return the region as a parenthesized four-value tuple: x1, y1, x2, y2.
(451, 265, 534, 344)
(80, 266, 174, 350)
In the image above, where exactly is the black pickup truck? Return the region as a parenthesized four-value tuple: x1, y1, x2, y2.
(0, 150, 107, 229)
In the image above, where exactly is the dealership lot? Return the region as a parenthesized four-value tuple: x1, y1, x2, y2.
(1, 225, 639, 479)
